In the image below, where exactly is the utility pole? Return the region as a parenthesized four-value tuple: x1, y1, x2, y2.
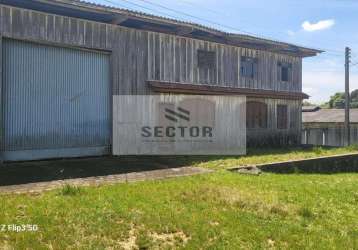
(345, 47, 351, 146)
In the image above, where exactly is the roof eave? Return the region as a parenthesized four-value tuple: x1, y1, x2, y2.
(5, 0, 322, 57)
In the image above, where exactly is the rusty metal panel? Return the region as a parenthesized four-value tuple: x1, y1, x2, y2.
(2, 39, 111, 161)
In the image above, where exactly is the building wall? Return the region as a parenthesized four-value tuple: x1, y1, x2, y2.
(147, 32, 302, 92)
(302, 123, 358, 147)
(0, 5, 303, 94)
(247, 97, 302, 146)
(0, 4, 304, 151)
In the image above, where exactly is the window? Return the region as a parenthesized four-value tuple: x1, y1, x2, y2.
(198, 50, 216, 69)
(240, 56, 258, 78)
(277, 105, 288, 129)
(277, 62, 292, 82)
(246, 101, 268, 129)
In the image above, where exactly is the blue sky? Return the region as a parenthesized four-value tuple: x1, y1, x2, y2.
(89, 0, 358, 103)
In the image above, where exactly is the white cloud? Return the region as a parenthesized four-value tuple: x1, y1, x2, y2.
(302, 19, 335, 32)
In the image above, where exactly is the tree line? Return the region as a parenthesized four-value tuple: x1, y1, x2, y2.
(303, 90, 358, 109)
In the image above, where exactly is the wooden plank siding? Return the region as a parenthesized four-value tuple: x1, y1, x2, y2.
(0, 4, 304, 147)
(247, 97, 302, 146)
(147, 32, 302, 92)
(0, 5, 303, 94)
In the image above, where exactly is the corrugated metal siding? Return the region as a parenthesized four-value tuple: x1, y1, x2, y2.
(2, 39, 111, 157)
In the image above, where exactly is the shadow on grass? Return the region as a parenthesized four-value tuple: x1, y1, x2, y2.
(0, 145, 356, 186)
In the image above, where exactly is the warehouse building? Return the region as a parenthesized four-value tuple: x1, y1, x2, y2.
(0, 0, 320, 161)
(302, 107, 358, 146)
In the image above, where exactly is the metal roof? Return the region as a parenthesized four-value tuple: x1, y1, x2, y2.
(0, 0, 323, 57)
(303, 109, 358, 123)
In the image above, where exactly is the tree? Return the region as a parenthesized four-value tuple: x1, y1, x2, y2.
(328, 92, 345, 108)
(303, 101, 317, 106)
(326, 90, 358, 109)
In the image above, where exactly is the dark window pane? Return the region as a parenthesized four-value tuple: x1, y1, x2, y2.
(277, 105, 288, 129)
(198, 50, 215, 69)
(278, 62, 292, 82)
(246, 101, 268, 129)
(241, 56, 258, 78)
(281, 67, 289, 81)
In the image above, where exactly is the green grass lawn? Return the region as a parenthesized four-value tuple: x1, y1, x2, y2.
(1, 171, 358, 249)
(1, 146, 358, 249)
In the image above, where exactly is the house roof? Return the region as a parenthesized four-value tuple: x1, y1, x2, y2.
(0, 0, 323, 57)
(303, 109, 358, 123)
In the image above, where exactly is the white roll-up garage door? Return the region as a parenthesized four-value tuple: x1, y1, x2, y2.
(2, 39, 111, 161)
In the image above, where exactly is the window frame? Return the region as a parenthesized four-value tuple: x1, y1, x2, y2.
(277, 62, 292, 82)
(197, 50, 216, 69)
(246, 101, 268, 129)
(276, 104, 288, 130)
(240, 56, 258, 79)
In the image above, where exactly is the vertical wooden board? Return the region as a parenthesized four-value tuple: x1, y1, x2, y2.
(160, 34, 165, 80)
(254, 49, 258, 89)
(113, 27, 123, 95)
(84, 21, 93, 47)
(1, 7, 12, 36)
(154, 33, 160, 80)
(11, 8, 22, 37)
(138, 30, 149, 94)
(222, 46, 227, 85)
(69, 17, 78, 44)
(92, 22, 100, 48)
(172, 36, 177, 82)
(46, 14, 55, 42)
(38, 12, 46, 40)
(62, 16, 70, 44)
(99, 23, 107, 49)
(147, 32, 153, 80)
(54, 15, 63, 43)
(193, 40, 199, 84)
(105, 25, 113, 50)
(170, 35, 175, 81)
(21, 10, 30, 38)
(233, 47, 239, 87)
(237, 47, 241, 87)
(298, 58, 302, 92)
(179, 38, 186, 82)
(239, 48, 245, 88)
(262, 51, 268, 89)
(164, 34, 170, 81)
(227, 46, 232, 86)
(268, 52, 273, 89)
(186, 38, 192, 83)
(230, 46, 236, 87)
(130, 30, 137, 94)
(217, 45, 223, 86)
(215, 43, 220, 85)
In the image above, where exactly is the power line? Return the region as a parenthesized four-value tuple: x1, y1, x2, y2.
(173, 0, 348, 55)
(134, 0, 255, 35)
(102, 0, 181, 20)
(102, 0, 348, 56)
